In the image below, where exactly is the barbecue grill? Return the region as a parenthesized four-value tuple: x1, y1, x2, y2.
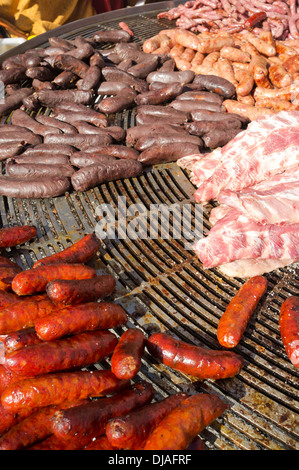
(0, 1, 298, 450)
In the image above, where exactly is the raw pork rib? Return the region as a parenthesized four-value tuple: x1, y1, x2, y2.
(191, 111, 299, 202)
(194, 208, 299, 269)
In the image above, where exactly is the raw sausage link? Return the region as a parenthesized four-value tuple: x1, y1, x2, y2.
(11, 263, 96, 296)
(146, 332, 244, 380)
(0, 225, 36, 248)
(279, 296, 299, 368)
(1, 370, 130, 412)
(51, 382, 154, 443)
(111, 328, 146, 380)
(33, 233, 101, 268)
(4, 330, 117, 377)
(143, 393, 229, 450)
(106, 392, 187, 449)
(46, 274, 116, 305)
(34, 301, 128, 341)
(217, 276, 268, 348)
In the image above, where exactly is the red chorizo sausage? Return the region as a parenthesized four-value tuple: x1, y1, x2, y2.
(4, 330, 117, 377)
(217, 276, 268, 348)
(143, 393, 229, 450)
(46, 274, 115, 305)
(0, 364, 33, 395)
(111, 328, 146, 380)
(0, 290, 22, 309)
(0, 225, 37, 248)
(1, 370, 129, 412)
(147, 332, 244, 380)
(11, 263, 96, 296)
(0, 265, 22, 291)
(106, 392, 187, 450)
(0, 402, 35, 437)
(279, 296, 299, 368)
(33, 233, 101, 268)
(4, 327, 42, 353)
(0, 294, 57, 334)
(34, 302, 128, 341)
(51, 382, 154, 442)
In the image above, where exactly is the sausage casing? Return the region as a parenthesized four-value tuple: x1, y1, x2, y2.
(279, 296, 299, 368)
(111, 328, 146, 380)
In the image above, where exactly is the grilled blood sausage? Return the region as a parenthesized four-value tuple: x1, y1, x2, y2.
(1, 370, 129, 412)
(217, 276, 268, 348)
(95, 87, 137, 114)
(35, 89, 93, 107)
(279, 296, 299, 368)
(93, 29, 131, 44)
(0, 225, 36, 248)
(11, 263, 96, 296)
(0, 176, 71, 199)
(46, 274, 116, 305)
(34, 302, 127, 341)
(147, 332, 244, 379)
(138, 143, 200, 165)
(6, 161, 75, 179)
(0, 88, 33, 117)
(4, 330, 117, 377)
(82, 145, 139, 160)
(71, 160, 143, 192)
(143, 393, 229, 450)
(51, 382, 154, 443)
(111, 329, 146, 380)
(70, 153, 116, 167)
(106, 392, 187, 450)
(193, 74, 236, 98)
(33, 233, 101, 268)
(135, 82, 184, 106)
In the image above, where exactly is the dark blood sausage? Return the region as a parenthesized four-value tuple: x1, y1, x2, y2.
(51, 382, 154, 443)
(51, 109, 108, 128)
(0, 176, 71, 199)
(0, 401, 86, 450)
(170, 99, 224, 113)
(127, 56, 159, 79)
(126, 123, 189, 146)
(13, 154, 70, 165)
(147, 332, 244, 380)
(31, 78, 56, 91)
(106, 392, 187, 450)
(66, 42, 95, 61)
(217, 276, 268, 348)
(111, 329, 146, 380)
(43, 133, 113, 149)
(0, 88, 33, 117)
(146, 70, 195, 85)
(0, 141, 24, 161)
(135, 82, 184, 106)
(101, 67, 149, 93)
(0, 67, 26, 85)
(6, 160, 75, 179)
(46, 274, 116, 305)
(185, 119, 242, 136)
(97, 81, 130, 95)
(191, 109, 249, 125)
(25, 66, 55, 81)
(279, 296, 299, 368)
(143, 393, 229, 450)
(1, 370, 129, 412)
(82, 145, 139, 160)
(71, 159, 143, 192)
(76, 65, 102, 91)
(4, 327, 41, 353)
(138, 143, 200, 165)
(52, 70, 77, 87)
(53, 54, 89, 78)
(0, 131, 42, 146)
(35, 89, 93, 107)
(192, 74, 236, 98)
(202, 128, 242, 148)
(0, 265, 22, 291)
(135, 113, 184, 127)
(35, 114, 78, 134)
(0, 294, 58, 334)
(0, 225, 36, 248)
(73, 123, 125, 142)
(70, 153, 116, 168)
(34, 302, 127, 341)
(48, 36, 75, 50)
(135, 133, 203, 151)
(20, 143, 75, 157)
(136, 104, 189, 122)
(12, 263, 96, 296)
(176, 90, 224, 104)
(33, 233, 101, 268)
(4, 330, 117, 377)
(93, 29, 132, 44)
(95, 87, 137, 114)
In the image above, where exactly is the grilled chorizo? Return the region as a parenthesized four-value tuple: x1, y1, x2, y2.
(217, 276, 268, 348)
(279, 296, 299, 368)
(0, 225, 36, 248)
(147, 332, 244, 379)
(111, 329, 146, 380)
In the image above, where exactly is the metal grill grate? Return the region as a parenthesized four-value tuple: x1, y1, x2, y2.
(0, 1, 298, 450)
